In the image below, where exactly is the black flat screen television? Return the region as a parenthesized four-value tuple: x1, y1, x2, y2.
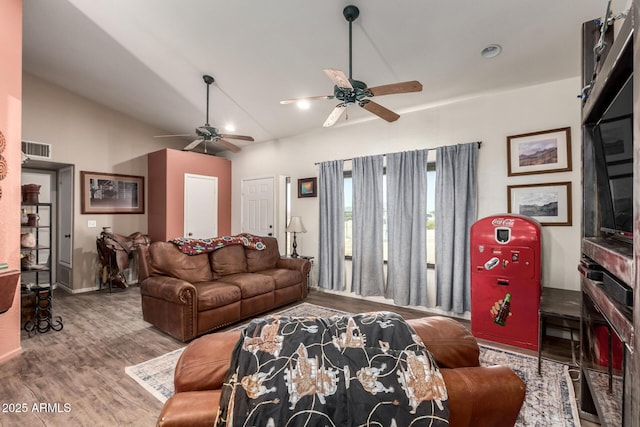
(593, 74, 634, 242)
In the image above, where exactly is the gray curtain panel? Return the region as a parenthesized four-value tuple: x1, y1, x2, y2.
(435, 142, 478, 313)
(318, 160, 345, 291)
(386, 149, 429, 306)
(351, 155, 385, 297)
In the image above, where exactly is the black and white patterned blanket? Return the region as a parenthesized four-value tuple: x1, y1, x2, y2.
(215, 312, 449, 426)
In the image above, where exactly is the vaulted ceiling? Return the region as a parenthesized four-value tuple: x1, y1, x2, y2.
(22, 0, 626, 152)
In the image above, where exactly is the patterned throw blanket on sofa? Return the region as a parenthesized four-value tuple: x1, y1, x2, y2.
(169, 233, 266, 255)
(215, 312, 449, 426)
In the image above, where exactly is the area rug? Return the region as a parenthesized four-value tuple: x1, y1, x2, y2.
(480, 344, 580, 427)
(126, 303, 580, 426)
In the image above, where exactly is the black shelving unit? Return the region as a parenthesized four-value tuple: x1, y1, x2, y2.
(20, 202, 52, 285)
(20, 201, 63, 336)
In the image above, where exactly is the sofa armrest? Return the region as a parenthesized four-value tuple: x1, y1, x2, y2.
(407, 316, 480, 368)
(174, 330, 242, 393)
(276, 257, 311, 297)
(138, 244, 151, 282)
(140, 276, 197, 305)
(276, 257, 310, 274)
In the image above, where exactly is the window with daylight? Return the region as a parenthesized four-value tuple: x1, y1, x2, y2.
(344, 162, 436, 267)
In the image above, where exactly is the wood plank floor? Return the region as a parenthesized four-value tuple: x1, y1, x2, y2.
(0, 286, 596, 426)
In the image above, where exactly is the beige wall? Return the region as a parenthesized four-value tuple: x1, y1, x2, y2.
(21, 73, 184, 292)
(227, 77, 584, 312)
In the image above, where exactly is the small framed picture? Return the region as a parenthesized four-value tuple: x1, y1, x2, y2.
(507, 127, 571, 176)
(298, 177, 317, 198)
(507, 182, 572, 226)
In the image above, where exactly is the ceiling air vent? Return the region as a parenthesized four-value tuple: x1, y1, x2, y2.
(22, 140, 52, 160)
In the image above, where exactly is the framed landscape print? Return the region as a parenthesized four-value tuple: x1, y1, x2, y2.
(81, 171, 145, 214)
(507, 182, 572, 226)
(298, 177, 317, 198)
(507, 127, 571, 176)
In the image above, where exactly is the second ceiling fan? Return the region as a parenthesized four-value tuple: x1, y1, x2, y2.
(281, 5, 423, 127)
(156, 75, 254, 153)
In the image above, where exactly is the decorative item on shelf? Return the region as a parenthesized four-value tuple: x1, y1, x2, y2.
(20, 252, 35, 270)
(26, 213, 39, 227)
(20, 232, 36, 249)
(21, 208, 28, 225)
(21, 184, 41, 203)
(286, 216, 307, 257)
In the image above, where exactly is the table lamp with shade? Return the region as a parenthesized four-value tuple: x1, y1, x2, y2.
(285, 216, 306, 257)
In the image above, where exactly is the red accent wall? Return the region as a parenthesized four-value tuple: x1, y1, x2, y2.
(147, 149, 231, 242)
(0, 0, 23, 363)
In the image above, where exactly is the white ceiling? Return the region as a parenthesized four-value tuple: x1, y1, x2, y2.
(22, 0, 626, 153)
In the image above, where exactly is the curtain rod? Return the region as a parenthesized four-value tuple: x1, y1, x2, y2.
(314, 141, 482, 165)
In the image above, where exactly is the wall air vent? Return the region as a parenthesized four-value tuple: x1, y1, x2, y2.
(22, 140, 52, 160)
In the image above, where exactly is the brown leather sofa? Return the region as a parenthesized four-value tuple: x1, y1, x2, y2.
(138, 236, 310, 342)
(157, 316, 526, 427)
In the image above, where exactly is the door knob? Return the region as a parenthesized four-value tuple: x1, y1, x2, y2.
(64, 234, 71, 238)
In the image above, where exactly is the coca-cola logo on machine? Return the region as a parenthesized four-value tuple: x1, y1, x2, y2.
(491, 218, 515, 227)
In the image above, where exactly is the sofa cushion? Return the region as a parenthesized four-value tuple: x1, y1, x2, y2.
(256, 268, 302, 290)
(149, 242, 213, 283)
(216, 273, 274, 298)
(194, 281, 242, 311)
(210, 245, 248, 277)
(245, 236, 280, 272)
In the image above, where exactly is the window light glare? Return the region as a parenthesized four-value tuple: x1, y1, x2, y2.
(296, 100, 311, 110)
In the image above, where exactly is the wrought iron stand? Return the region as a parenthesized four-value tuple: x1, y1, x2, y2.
(23, 284, 63, 337)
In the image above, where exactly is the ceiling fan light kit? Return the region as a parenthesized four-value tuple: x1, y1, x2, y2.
(155, 74, 255, 154)
(282, 5, 423, 128)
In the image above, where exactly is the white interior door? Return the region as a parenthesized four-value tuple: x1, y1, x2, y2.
(184, 174, 218, 238)
(242, 177, 274, 237)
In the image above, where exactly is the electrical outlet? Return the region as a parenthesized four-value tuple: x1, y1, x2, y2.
(88, 220, 97, 228)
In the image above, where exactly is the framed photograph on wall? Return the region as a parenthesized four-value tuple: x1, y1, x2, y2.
(81, 171, 145, 214)
(507, 182, 572, 226)
(298, 177, 317, 198)
(507, 127, 571, 176)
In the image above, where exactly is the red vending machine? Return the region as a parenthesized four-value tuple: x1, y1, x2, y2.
(470, 214, 541, 351)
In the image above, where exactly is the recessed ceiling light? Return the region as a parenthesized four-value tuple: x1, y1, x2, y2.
(296, 100, 311, 110)
(481, 44, 502, 59)
(225, 124, 236, 132)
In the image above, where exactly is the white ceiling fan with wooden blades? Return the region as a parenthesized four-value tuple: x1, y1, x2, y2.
(155, 74, 254, 153)
(280, 5, 423, 127)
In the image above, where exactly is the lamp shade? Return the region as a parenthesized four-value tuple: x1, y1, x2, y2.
(286, 216, 307, 233)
